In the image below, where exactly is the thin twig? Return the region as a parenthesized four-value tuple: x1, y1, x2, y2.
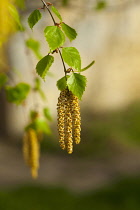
(58, 49, 67, 79)
(40, 0, 67, 79)
(41, 0, 56, 25)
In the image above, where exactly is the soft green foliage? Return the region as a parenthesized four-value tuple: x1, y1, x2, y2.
(44, 26, 65, 51)
(67, 73, 87, 100)
(61, 23, 77, 41)
(34, 78, 41, 91)
(36, 55, 54, 80)
(30, 110, 39, 121)
(26, 38, 42, 59)
(6, 83, 30, 105)
(26, 118, 51, 134)
(57, 73, 87, 99)
(43, 107, 53, 121)
(0, 177, 140, 210)
(33, 118, 51, 134)
(28, 9, 42, 29)
(62, 47, 81, 71)
(81, 60, 95, 72)
(56, 76, 68, 91)
(0, 73, 8, 89)
(8, 4, 24, 31)
(95, 0, 107, 10)
(34, 78, 46, 100)
(51, 6, 63, 21)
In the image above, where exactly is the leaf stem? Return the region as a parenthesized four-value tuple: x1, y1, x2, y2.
(58, 49, 67, 79)
(40, 0, 67, 80)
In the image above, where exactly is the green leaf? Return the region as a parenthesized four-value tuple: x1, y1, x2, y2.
(62, 47, 81, 71)
(43, 107, 53, 121)
(44, 26, 65, 51)
(8, 4, 24, 31)
(28, 9, 42, 29)
(0, 73, 8, 89)
(30, 110, 39, 121)
(34, 77, 41, 91)
(34, 119, 51, 134)
(51, 6, 62, 21)
(36, 55, 54, 80)
(26, 38, 43, 59)
(80, 60, 95, 72)
(56, 76, 68, 91)
(39, 89, 46, 101)
(61, 23, 77, 41)
(6, 83, 30, 105)
(67, 73, 87, 100)
(95, 1, 107, 10)
(34, 78, 46, 100)
(26, 118, 51, 135)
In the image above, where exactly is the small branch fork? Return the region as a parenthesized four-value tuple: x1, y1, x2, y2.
(40, 0, 67, 79)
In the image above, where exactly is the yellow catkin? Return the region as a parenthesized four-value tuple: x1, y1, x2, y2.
(70, 93, 81, 144)
(57, 89, 81, 154)
(23, 129, 40, 179)
(65, 91, 73, 154)
(57, 90, 66, 150)
(23, 132, 30, 166)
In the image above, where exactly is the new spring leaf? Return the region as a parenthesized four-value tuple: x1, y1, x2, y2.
(67, 73, 87, 100)
(26, 38, 43, 59)
(61, 23, 77, 41)
(51, 6, 62, 21)
(36, 55, 54, 80)
(62, 47, 81, 71)
(6, 83, 30, 105)
(34, 78, 46, 100)
(43, 107, 52, 121)
(26, 118, 51, 134)
(80, 60, 95, 72)
(44, 26, 65, 51)
(28, 10, 42, 29)
(57, 76, 68, 91)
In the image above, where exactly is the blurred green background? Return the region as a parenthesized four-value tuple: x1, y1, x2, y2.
(0, 177, 140, 210)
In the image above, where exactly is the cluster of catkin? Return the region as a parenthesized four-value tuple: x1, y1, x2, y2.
(57, 88, 81, 154)
(23, 129, 40, 179)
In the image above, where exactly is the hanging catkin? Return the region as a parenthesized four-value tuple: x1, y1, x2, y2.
(23, 128, 40, 178)
(57, 89, 81, 154)
(57, 90, 66, 150)
(65, 90, 73, 154)
(70, 92, 81, 144)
